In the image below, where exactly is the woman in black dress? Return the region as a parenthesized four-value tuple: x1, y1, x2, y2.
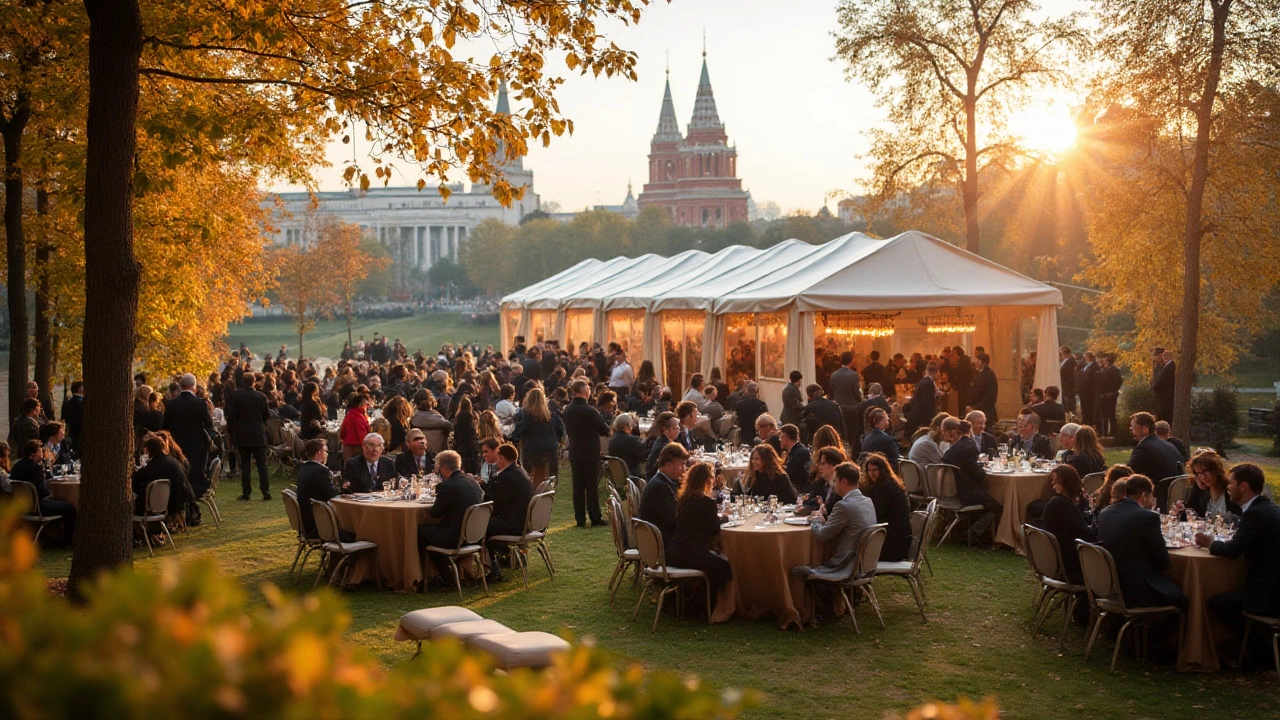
(861, 452, 913, 562)
(508, 387, 565, 485)
(667, 462, 733, 614)
(737, 444, 797, 504)
(451, 396, 481, 475)
(1038, 464, 1095, 585)
(298, 382, 328, 441)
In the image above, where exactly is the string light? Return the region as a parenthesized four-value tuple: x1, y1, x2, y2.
(820, 312, 898, 338)
(922, 309, 977, 334)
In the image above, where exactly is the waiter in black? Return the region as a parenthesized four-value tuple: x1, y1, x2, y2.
(562, 378, 610, 527)
(163, 373, 214, 498)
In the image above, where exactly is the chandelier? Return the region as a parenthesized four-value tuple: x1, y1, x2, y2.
(922, 309, 977, 334)
(820, 311, 898, 338)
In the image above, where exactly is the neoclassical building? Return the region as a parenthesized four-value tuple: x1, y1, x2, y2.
(263, 83, 539, 270)
(637, 53, 750, 228)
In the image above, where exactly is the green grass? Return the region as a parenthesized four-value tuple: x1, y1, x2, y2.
(36, 457, 1280, 720)
(224, 314, 500, 361)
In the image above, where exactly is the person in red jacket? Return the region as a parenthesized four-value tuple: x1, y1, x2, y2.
(339, 393, 372, 461)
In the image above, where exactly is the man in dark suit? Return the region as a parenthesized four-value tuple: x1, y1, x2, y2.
(1126, 412, 1188, 510)
(861, 407, 900, 471)
(800, 384, 844, 441)
(638, 442, 688, 549)
(1151, 348, 1177, 423)
(163, 373, 214, 499)
(563, 379, 610, 527)
(941, 419, 1001, 544)
(779, 424, 813, 495)
(482, 443, 535, 582)
(1013, 411, 1054, 459)
(949, 347, 974, 412)
(295, 439, 353, 541)
(1097, 475, 1187, 609)
(1076, 351, 1099, 427)
(1194, 463, 1280, 666)
(968, 353, 999, 424)
(849, 383, 892, 457)
(646, 413, 680, 480)
(1096, 353, 1123, 437)
(1059, 346, 1078, 414)
(965, 410, 999, 456)
(904, 361, 939, 436)
(829, 352, 862, 449)
(1029, 386, 1067, 432)
(394, 428, 435, 478)
(417, 450, 485, 586)
(10, 439, 76, 541)
(861, 351, 886, 395)
(60, 381, 85, 454)
(520, 346, 545, 384)
(8, 398, 42, 451)
(674, 400, 701, 451)
(780, 371, 805, 430)
(225, 373, 272, 500)
(734, 382, 769, 444)
(341, 432, 398, 493)
(607, 414, 647, 477)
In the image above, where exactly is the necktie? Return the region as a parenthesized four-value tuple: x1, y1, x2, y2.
(369, 463, 377, 480)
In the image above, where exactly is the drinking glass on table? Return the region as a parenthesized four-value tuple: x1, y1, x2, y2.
(381, 480, 391, 497)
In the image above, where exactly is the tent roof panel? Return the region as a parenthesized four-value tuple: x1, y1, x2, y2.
(712, 232, 880, 314)
(524, 254, 663, 310)
(500, 258, 602, 309)
(602, 245, 762, 311)
(562, 250, 710, 309)
(649, 239, 818, 313)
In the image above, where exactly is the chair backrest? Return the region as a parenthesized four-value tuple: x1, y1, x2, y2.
(607, 496, 629, 559)
(1076, 540, 1124, 611)
(460, 502, 494, 547)
(925, 464, 959, 499)
(626, 478, 642, 501)
(265, 416, 285, 445)
(899, 459, 925, 495)
(525, 491, 555, 535)
(1023, 524, 1066, 582)
(606, 482, 621, 504)
(726, 426, 741, 447)
(208, 456, 223, 492)
(535, 476, 557, 494)
(145, 479, 172, 515)
(907, 499, 939, 567)
(281, 488, 303, 536)
(424, 428, 448, 454)
(851, 524, 888, 581)
(11, 480, 40, 517)
(631, 518, 668, 575)
(1166, 474, 1191, 507)
(310, 499, 339, 544)
(1081, 471, 1106, 497)
(601, 455, 628, 490)
(714, 413, 736, 439)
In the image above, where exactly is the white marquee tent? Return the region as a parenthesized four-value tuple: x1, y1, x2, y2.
(501, 230, 1063, 419)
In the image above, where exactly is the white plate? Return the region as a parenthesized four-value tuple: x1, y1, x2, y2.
(720, 520, 744, 528)
(783, 517, 811, 526)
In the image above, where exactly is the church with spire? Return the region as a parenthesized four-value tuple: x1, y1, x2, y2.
(637, 49, 750, 228)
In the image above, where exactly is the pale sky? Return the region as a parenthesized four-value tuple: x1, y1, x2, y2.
(277, 0, 1087, 215)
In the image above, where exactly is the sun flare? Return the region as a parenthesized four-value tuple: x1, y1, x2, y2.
(1009, 102, 1079, 155)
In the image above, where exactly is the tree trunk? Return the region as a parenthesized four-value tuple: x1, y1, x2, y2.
(68, 0, 143, 597)
(1172, 0, 1231, 442)
(346, 307, 354, 350)
(2, 107, 31, 423)
(962, 95, 980, 254)
(34, 187, 55, 415)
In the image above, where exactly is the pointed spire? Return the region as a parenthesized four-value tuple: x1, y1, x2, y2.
(689, 53, 722, 131)
(652, 74, 683, 143)
(492, 81, 522, 171)
(496, 80, 511, 115)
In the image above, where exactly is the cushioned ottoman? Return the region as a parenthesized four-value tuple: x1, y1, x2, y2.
(469, 631, 571, 670)
(395, 606, 484, 648)
(431, 619, 516, 644)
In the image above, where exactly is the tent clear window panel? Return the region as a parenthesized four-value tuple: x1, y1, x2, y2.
(813, 313, 881, 394)
(564, 309, 593, 352)
(757, 313, 788, 380)
(725, 314, 757, 387)
(607, 309, 645, 356)
(529, 310, 556, 345)
(662, 312, 704, 399)
(503, 310, 520, 351)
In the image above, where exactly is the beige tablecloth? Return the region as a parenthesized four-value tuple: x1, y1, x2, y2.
(713, 514, 833, 629)
(331, 497, 433, 592)
(987, 470, 1052, 553)
(47, 478, 81, 508)
(1166, 547, 1246, 672)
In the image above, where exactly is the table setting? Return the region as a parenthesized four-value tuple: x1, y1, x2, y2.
(46, 462, 83, 508)
(1160, 509, 1246, 672)
(982, 447, 1054, 553)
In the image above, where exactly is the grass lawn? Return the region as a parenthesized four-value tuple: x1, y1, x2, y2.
(224, 314, 501, 361)
(36, 455, 1280, 720)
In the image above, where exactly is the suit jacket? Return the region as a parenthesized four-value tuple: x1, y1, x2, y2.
(1097, 498, 1186, 608)
(1038, 493, 1096, 583)
(484, 463, 534, 533)
(638, 471, 679, 548)
(394, 449, 435, 478)
(10, 458, 49, 498)
(1077, 361, 1099, 399)
(1015, 432, 1054, 460)
(829, 367, 862, 408)
(425, 470, 484, 547)
(861, 429, 901, 470)
(1060, 356, 1078, 397)
(735, 397, 769, 443)
(780, 383, 805, 428)
(8, 415, 39, 449)
(341, 455, 398, 494)
(645, 435, 672, 480)
(941, 435, 988, 506)
(849, 396, 892, 446)
(1097, 364, 1123, 398)
(296, 460, 340, 538)
(61, 394, 85, 444)
(968, 367, 999, 419)
(131, 454, 191, 517)
(1127, 436, 1186, 504)
(908, 435, 944, 467)
(783, 444, 812, 495)
(906, 376, 937, 425)
(861, 361, 886, 392)
(563, 397, 610, 461)
(811, 489, 877, 574)
(1208, 495, 1280, 616)
(608, 432, 647, 477)
(163, 391, 213, 460)
(974, 431, 999, 456)
(225, 388, 270, 448)
(801, 397, 844, 438)
(1029, 401, 1066, 426)
(1152, 360, 1176, 397)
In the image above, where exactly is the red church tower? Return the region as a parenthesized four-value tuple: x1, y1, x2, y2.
(638, 53, 750, 228)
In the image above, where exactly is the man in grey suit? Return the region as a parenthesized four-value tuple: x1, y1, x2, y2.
(829, 352, 863, 450)
(792, 462, 878, 620)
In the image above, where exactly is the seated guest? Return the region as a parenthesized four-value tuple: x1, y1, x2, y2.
(1155, 421, 1190, 464)
(1037, 465, 1096, 584)
(482, 443, 534, 583)
(295, 439, 353, 542)
(1060, 424, 1106, 478)
(849, 383, 892, 457)
(778, 424, 813, 495)
(11, 439, 76, 541)
(645, 412, 680, 480)
(735, 382, 769, 443)
(39, 422, 72, 467)
(341, 432, 397, 493)
(754, 414, 783, 456)
(941, 418, 1001, 545)
(417, 450, 485, 589)
(410, 389, 453, 434)
(1126, 412, 1186, 509)
(1013, 411, 1053, 459)
(737, 444, 797, 504)
(965, 410, 999, 456)
(667, 462, 733, 614)
(675, 400, 701, 451)
(908, 419, 946, 467)
(608, 413, 647, 477)
(800, 384, 844, 441)
(1193, 463, 1280, 667)
(1096, 474, 1187, 609)
(803, 447, 846, 512)
(1095, 464, 1134, 512)
(861, 408, 900, 471)
(394, 428, 436, 478)
(132, 433, 195, 520)
(1183, 449, 1240, 518)
(682, 373, 710, 411)
(861, 452, 912, 562)
(596, 390, 619, 426)
(792, 462, 877, 617)
(492, 384, 519, 433)
(701, 386, 725, 424)
(639, 442, 689, 548)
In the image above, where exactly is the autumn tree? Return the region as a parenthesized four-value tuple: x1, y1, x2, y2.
(312, 217, 391, 349)
(1082, 0, 1280, 439)
(832, 0, 1085, 253)
(274, 243, 333, 357)
(460, 218, 518, 297)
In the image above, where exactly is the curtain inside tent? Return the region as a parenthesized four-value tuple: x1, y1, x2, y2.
(564, 309, 594, 351)
(552, 309, 567, 349)
(641, 312, 663, 385)
(1035, 307, 1061, 394)
(757, 313, 789, 381)
(661, 312, 704, 398)
(700, 312, 725, 380)
(607, 309, 645, 357)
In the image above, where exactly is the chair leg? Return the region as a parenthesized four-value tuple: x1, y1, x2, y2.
(704, 577, 712, 625)
(141, 523, 154, 557)
(160, 522, 176, 552)
(1238, 618, 1253, 671)
(289, 542, 305, 578)
(652, 585, 670, 632)
(313, 551, 330, 589)
(448, 557, 463, 602)
(908, 576, 927, 623)
(841, 588, 860, 635)
(937, 515, 962, 547)
(1060, 595, 1079, 648)
(517, 545, 530, 589)
(1084, 610, 1106, 662)
(1111, 618, 1136, 672)
(923, 550, 934, 577)
(609, 559, 625, 604)
(373, 550, 382, 591)
(865, 586, 886, 629)
(476, 554, 489, 596)
(632, 578, 652, 622)
(537, 540, 555, 578)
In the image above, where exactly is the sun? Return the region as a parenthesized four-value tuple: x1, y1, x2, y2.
(1008, 102, 1078, 155)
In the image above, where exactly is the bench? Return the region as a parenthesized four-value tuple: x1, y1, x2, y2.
(1248, 407, 1277, 435)
(395, 606, 571, 669)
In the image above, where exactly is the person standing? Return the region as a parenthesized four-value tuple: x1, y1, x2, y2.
(225, 373, 272, 501)
(829, 352, 863, 450)
(1095, 353, 1123, 438)
(967, 353, 998, 424)
(800, 384, 844, 443)
(1076, 351, 1099, 427)
(1059, 346, 1078, 415)
(735, 382, 769, 444)
(607, 350, 635, 399)
(60, 381, 85, 454)
(861, 351, 886, 395)
(904, 361, 939, 437)
(780, 371, 805, 429)
(950, 347, 974, 412)
(1151, 348, 1177, 423)
(562, 378, 610, 527)
(163, 373, 214, 499)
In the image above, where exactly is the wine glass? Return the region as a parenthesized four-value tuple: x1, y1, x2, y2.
(381, 480, 391, 497)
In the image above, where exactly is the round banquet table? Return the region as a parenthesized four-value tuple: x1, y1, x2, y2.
(330, 496, 433, 592)
(46, 476, 81, 508)
(1165, 546, 1246, 672)
(986, 468, 1053, 553)
(712, 513, 834, 629)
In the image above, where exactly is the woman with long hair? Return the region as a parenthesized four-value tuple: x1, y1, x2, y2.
(383, 394, 414, 452)
(861, 452, 912, 562)
(451, 396, 481, 474)
(1095, 464, 1133, 511)
(809, 424, 843, 486)
(738, 444, 797, 504)
(1040, 464, 1095, 584)
(1185, 449, 1240, 517)
(668, 462, 733, 614)
(477, 410, 503, 443)
(338, 393, 371, 461)
(1062, 424, 1106, 477)
(298, 381, 328, 440)
(508, 387, 565, 484)
(636, 359, 657, 388)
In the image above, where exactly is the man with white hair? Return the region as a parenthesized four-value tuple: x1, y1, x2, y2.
(341, 432, 397, 494)
(965, 410, 998, 456)
(164, 372, 215, 500)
